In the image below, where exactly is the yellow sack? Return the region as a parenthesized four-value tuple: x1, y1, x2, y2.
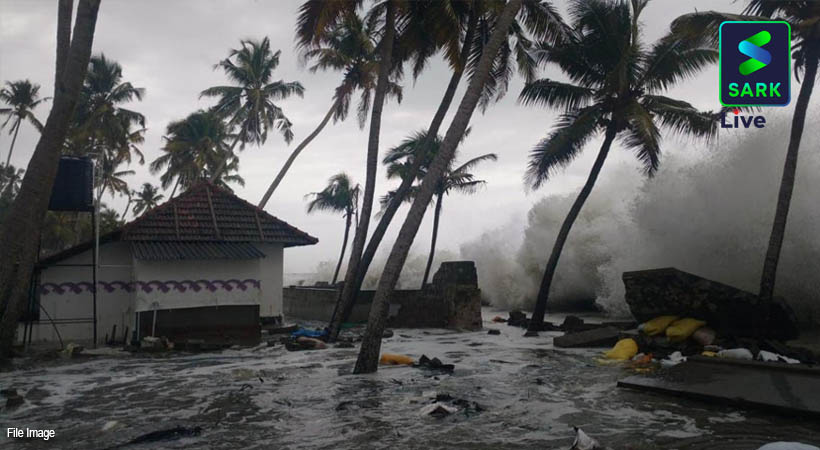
(379, 353, 415, 366)
(701, 351, 717, 357)
(641, 316, 679, 336)
(604, 338, 639, 360)
(666, 318, 706, 342)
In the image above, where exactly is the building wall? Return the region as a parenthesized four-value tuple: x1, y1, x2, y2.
(256, 243, 283, 318)
(27, 242, 134, 345)
(132, 258, 262, 312)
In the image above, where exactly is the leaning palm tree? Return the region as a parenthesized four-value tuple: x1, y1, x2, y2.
(0, 80, 49, 165)
(258, 10, 403, 207)
(201, 37, 304, 181)
(520, 0, 720, 335)
(150, 110, 244, 196)
(382, 130, 497, 287)
(306, 173, 361, 284)
(131, 182, 164, 217)
(354, 0, 525, 374)
(672, 1, 820, 302)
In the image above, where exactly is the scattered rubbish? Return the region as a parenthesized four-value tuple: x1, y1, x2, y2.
(639, 316, 679, 336)
(604, 338, 639, 360)
(382, 329, 394, 339)
(60, 342, 84, 358)
(414, 354, 455, 373)
(291, 328, 327, 339)
(660, 351, 687, 367)
(487, 329, 501, 335)
(102, 421, 120, 432)
(491, 316, 506, 323)
(757, 350, 800, 364)
(420, 402, 457, 417)
(554, 327, 621, 348)
(380, 353, 415, 366)
(691, 327, 717, 346)
(507, 310, 528, 327)
(701, 351, 717, 357)
(570, 427, 604, 450)
(717, 348, 754, 360)
(665, 318, 706, 342)
(757, 443, 820, 450)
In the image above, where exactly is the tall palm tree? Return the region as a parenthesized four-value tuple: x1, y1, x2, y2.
(354, 0, 524, 374)
(258, 10, 403, 207)
(328, 0, 567, 341)
(672, 2, 820, 302)
(306, 173, 361, 284)
(201, 37, 304, 181)
(0, 80, 49, 165)
(150, 110, 244, 196)
(131, 182, 164, 217)
(382, 130, 496, 287)
(0, 0, 101, 358)
(0, 163, 25, 200)
(520, 0, 720, 335)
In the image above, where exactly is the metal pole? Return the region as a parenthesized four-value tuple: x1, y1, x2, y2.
(92, 209, 98, 349)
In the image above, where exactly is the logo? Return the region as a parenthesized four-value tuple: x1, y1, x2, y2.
(721, 108, 766, 129)
(720, 21, 791, 107)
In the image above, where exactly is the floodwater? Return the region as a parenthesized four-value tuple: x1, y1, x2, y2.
(2, 310, 819, 450)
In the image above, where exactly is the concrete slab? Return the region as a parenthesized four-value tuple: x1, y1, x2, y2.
(618, 356, 820, 417)
(553, 326, 621, 348)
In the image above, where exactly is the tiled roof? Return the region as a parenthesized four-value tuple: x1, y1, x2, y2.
(132, 241, 267, 261)
(121, 181, 318, 247)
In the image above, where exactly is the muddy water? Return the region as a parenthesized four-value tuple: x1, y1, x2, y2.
(2, 311, 819, 450)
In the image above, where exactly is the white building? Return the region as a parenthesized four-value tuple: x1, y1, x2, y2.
(22, 181, 317, 346)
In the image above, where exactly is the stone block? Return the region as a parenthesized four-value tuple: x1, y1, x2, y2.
(553, 326, 621, 348)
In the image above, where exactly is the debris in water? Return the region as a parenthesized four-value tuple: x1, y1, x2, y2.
(570, 427, 604, 450)
(717, 348, 754, 360)
(380, 353, 415, 366)
(487, 329, 501, 335)
(414, 355, 454, 373)
(420, 402, 457, 417)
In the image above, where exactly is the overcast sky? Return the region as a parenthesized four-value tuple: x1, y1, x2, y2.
(0, 0, 743, 275)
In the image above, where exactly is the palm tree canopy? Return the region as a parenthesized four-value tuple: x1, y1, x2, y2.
(0, 163, 25, 199)
(0, 80, 49, 132)
(306, 172, 361, 217)
(671, 0, 820, 79)
(150, 110, 245, 192)
(201, 37, 304, 145)
(131, 182, 165, 217)
(520, 0, 720, 189)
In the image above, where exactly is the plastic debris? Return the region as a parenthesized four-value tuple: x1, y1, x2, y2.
(571, 427, 603, 450)
(757, 350, 800, 364)
(717, 348, 754, 360)
(380, 353, 415, 366)
(691, 327, 716, 346)
(665, 318, 706, 342)
(420, 402, 457, 417)
(660, 351, 687, 367)
(640, 316, 679, 336)
(603, 338, 638, 360)
(291, 328, 327, 339)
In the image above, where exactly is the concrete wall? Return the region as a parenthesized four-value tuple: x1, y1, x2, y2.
(26, 242, 134, 345)
(256, 243, 284, 318)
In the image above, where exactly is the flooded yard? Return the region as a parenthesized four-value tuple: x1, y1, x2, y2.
(2, 311, 819, 449)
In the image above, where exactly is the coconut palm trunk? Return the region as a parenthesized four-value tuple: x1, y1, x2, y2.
(0, 0, 101, 358)
(327, 10, 479, 341)
(526, 125, 617, 335)
(209, 132, 242, 183)
(335, 0, 396, 321)
(759, 52, 818, 301)
(258, 99, 339, 208)
(353, 0, 522, 374)
(332, 208, 353, 285)
(55, 0, 73, 98)
(5, 120, 21, 166)
(421, 192, 443, 288)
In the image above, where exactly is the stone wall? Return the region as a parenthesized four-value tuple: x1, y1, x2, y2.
(284, 261, 482, 330)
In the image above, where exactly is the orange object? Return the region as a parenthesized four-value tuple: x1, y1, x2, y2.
(492, 316, 506, 323)
(379, 353, 415, 366)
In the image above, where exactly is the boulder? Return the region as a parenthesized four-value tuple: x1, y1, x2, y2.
(623, 268, 798, 339)
(554, 327, 621, 348)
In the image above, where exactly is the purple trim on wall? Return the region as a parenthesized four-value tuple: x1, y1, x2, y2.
(40, 279, 261, 296)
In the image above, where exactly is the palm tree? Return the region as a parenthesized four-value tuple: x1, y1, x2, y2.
(96, 155, 134, 205)
(354, 0, 524, 374)
(0, 80, 49, 165)
(382, 130, 496, 287)
(258, 10, 403, 207)
(150, 110, 244, 196)
(672, 2, 820, 302)
(131, 182, 164, 217)
(519, 0, 720, 335)
(328, 0, 567, 341)
(201, 37, 304, 181)
(0, 163, 24, 200)
(0, 0, 101, 358)
(306, 173, 361, 284)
